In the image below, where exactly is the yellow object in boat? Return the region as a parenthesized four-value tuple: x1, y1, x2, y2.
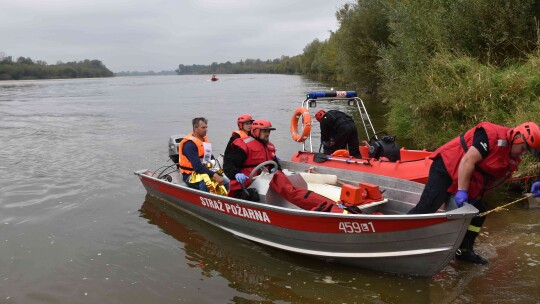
(188, 172, 228, 196)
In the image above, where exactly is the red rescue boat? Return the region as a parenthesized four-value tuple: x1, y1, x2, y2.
(290, 91, 432, 184)
(210, 75, 218, 81)
(291, 148, 432, 184)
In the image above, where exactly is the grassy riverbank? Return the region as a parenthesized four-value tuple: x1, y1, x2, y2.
(385, 52, 540, 149)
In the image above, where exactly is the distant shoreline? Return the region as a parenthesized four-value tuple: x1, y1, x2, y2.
(0, 58, 114, 81)
(114, 70, 176, 77)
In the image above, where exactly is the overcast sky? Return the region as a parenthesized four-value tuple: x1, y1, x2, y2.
(1, 0, 350, 72)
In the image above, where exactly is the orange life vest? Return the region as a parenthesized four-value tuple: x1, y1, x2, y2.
(229, 137, 276, 191)
(431, 122, 521, 199)
(232, 130, 250, 138)
(178, 134, 210, 175)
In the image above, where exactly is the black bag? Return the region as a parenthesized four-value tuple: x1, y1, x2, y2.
(369, 135, 401, 162)
(240, 186, 260, 202)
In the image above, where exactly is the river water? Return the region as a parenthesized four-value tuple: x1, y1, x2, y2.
(0, 75, 538, 303)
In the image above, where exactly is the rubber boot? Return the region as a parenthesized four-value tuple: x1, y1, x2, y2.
(456, 231, 488, 265)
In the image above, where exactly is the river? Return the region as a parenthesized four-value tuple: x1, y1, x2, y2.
(0, 75, 538, 303)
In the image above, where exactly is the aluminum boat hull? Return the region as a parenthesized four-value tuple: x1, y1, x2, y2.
(135, 161, 477, 276)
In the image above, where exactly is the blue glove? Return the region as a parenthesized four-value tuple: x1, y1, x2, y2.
(235, 173, 248, 185)
(455, 190, 469, 208)
(531, 181, 540, 198)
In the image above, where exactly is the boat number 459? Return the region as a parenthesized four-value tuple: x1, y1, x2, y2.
(338, 222, 376, 233)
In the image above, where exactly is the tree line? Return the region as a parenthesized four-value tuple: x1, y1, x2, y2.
(175, 57, 305, 75)
(0, 57, 114, 80)
(115, 70, 176, 77)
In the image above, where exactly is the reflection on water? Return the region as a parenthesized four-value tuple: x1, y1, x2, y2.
(140, 195, 464, 303)
(140, 196, 305, 303)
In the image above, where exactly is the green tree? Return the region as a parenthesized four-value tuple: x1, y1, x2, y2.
(334, 0, 391, 92)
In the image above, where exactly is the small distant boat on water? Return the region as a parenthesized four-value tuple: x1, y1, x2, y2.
(210, 75, 219, 81)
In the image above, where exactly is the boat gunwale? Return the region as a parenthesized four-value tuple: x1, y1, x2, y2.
(135, 169, 478, 221)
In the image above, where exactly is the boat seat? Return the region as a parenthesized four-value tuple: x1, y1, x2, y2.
(306, 183, 341, 202)
(249, 170, 303, 209)
(299, 172, 341, 201)
(250, 171, 341, 208)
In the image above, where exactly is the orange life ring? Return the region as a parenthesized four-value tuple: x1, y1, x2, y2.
(290, 108, 312, 142)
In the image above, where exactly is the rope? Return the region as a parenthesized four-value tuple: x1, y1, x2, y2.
(476, 194, 531, 217)
(506, 175, 536, 182)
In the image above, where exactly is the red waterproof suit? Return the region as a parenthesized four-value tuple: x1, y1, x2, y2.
(229, 137, 277, 191)
(269, 171, 343, 212)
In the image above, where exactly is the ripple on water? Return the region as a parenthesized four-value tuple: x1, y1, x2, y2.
(0, 106, 131, 225)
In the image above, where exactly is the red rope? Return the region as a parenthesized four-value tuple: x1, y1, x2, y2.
(507, 175, 536, 182)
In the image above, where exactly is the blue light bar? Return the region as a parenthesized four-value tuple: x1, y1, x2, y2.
(306, 91, 357, 99)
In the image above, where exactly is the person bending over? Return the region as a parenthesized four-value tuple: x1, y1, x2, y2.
(408, 121, 540, 265)
(315, 109, 361, 158)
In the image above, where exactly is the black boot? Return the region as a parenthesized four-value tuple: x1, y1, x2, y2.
(456, 232, 488, 265)
(456, 247, 488, 265)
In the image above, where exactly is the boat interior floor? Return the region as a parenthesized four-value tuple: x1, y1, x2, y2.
(157, 170, 398, 215)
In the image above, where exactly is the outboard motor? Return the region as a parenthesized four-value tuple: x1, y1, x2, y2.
(168, 134, 185, 165)
(369, 134, 401, 162)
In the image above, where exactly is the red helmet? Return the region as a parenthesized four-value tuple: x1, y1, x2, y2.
(237, 114, 254, 129)
(252, 119, 276, 138)
(315, 110, 326, 122)
(513, 122, 540, 158)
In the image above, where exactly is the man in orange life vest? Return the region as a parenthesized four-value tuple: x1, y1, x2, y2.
(408, 121, 540, 264)
(223, 119, 281, 198)
(224, 114, 254, 158)
(178, 117, 229, 192)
